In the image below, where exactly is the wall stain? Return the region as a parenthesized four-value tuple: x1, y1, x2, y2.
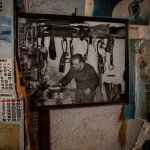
(76, 119, 103, 150)
(118, 105, 124, 123)
(118, 106, 128, 149)
(140, 72, 149, 82)
(118, 120, 128, 149)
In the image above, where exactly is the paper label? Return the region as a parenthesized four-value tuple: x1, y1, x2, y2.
(129, 25, 150, 40)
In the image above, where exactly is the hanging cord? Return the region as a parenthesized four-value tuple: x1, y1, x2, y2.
(97, 39, 106, 74)
(84, 38, 89, 61)
(61, 36, 68, 53)
(40, 47, 48, 77)
(69, 35, 74, 65)
(40, 28, 48, 77)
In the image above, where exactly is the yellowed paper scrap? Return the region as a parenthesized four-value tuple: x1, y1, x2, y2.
(85, 0, 94, 16)
(0, 124, 19, 150)
(129, 25, 150, 40)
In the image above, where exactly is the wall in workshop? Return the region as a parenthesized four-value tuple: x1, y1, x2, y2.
(30, 0, 142, 150)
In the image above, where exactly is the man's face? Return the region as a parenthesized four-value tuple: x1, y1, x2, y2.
(72, 58, 83, 71)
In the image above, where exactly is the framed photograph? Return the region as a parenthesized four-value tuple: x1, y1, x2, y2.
(16, 13, 129, 108)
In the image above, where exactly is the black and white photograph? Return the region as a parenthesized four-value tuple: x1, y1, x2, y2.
(17, 14, 129, 108)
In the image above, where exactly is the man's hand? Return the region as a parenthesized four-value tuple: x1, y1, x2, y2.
(83, 88, 91, 95)
(53, 83, 62, 87)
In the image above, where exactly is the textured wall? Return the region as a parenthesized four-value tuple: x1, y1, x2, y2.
(50, 107, 143, 150)
(50, 106, 122, 150)
(32, 0, 85, 16)
(0, 0, 13, 16)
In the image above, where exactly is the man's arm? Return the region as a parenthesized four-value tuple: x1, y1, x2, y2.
(87, 65, 99, 91)
(58, 68, 74, 86)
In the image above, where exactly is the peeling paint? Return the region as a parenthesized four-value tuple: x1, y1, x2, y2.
(77, 119, 104, 150)
(135, 40, 150, 119)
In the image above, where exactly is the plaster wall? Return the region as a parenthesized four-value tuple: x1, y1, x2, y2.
(32, 0, 85, 16)
(50, 107, 143, 150)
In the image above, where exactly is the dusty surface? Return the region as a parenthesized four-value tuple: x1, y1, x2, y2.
(32, 0, 85, 16)
(50, 107, 143, 150)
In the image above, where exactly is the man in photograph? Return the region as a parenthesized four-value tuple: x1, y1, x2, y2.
(57, 54, 99, 103)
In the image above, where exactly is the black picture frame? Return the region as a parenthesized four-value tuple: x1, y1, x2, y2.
(15, 13, 129, 109)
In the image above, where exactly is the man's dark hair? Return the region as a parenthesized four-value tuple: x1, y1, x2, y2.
(72, 54, 85, 63)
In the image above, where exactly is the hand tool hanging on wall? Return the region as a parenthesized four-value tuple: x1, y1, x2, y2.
(80, 36, 89, 61)
(40, 47, 48, 76)
(100, 38, 107, 63)
(97, 39, 105, 74)
(70, 36, 74, 58)
(49, 28, 57, 60)
(38, 28, 48, 80)
(59, 37, 68, 73)
(41, 28, 45, 47)
(99, 38, 105, 49)
(105, 35, 115, 71)
(94, 38, 105, 101)
(69, 36, 74, 65)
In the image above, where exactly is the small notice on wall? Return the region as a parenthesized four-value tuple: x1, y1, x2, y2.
(0, 124, 19, 150)
(0, 58, 13, 90)
(129, 25, 150, 40)
(0, 99, 23, 123)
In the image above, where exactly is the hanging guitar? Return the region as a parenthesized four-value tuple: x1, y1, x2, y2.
(106, 35, 115, 71)
(59, 36, 68, 73)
